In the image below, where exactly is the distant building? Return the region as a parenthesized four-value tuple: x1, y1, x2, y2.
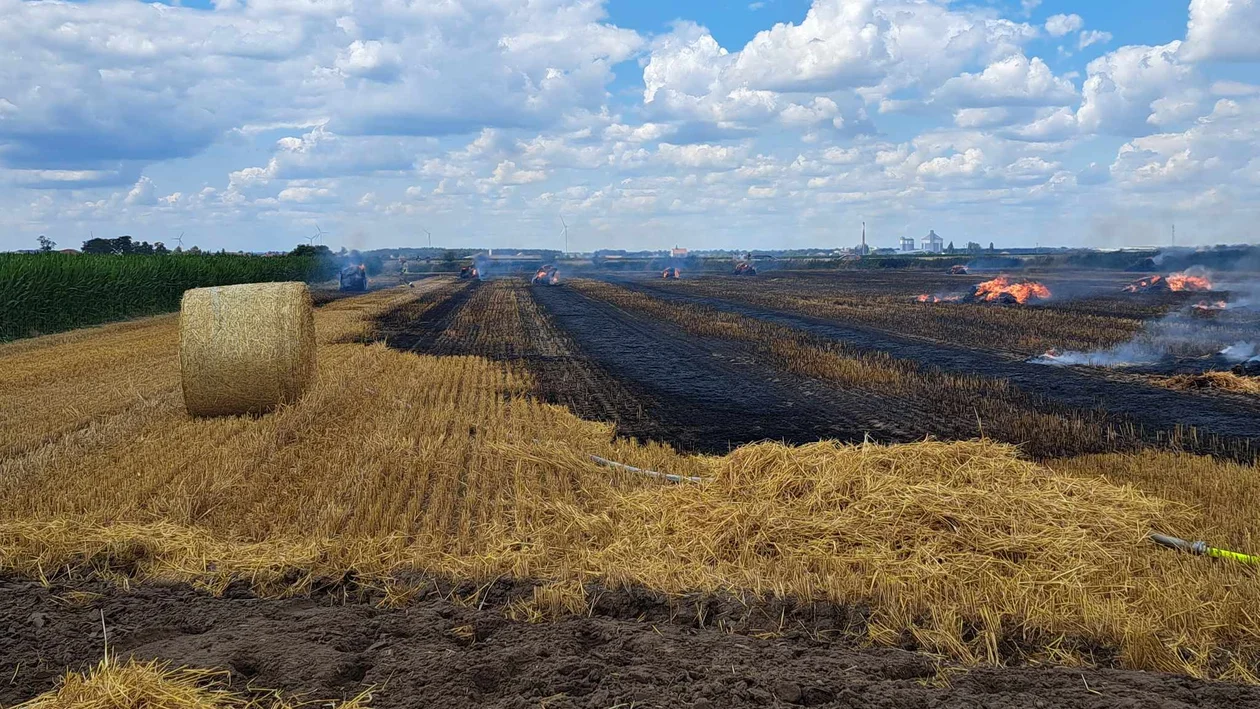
(670, 246, 688, 258)
(855, 222, 871, 256)
(899, 236, 915, 252)
(921, 230, 944, 253)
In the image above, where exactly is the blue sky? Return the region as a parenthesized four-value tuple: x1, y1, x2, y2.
(1, 0, 1259, 253)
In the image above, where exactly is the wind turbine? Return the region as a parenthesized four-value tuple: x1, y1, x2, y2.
(175, 232, 185, 249)
(423, 228, 432, 249)
(312, 224, 328, 244)
(303, 233, 318, 246)
(560, 216, 569, 255)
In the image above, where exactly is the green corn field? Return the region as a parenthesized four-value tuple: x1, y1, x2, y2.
(0, 252, 335, 341)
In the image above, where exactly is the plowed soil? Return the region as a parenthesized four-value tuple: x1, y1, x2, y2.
(5, 576, 1258, 709)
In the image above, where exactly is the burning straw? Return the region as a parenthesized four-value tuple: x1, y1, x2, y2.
(915, 275, 1051, 305)
(1123, 269, 1214, 294)
(1033, 273, 1259, 369)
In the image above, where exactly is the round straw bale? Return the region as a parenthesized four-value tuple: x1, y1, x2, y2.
(179, 282, 316, 417)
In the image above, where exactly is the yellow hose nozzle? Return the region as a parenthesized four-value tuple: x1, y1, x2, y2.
(1150, 532, 1260, 566)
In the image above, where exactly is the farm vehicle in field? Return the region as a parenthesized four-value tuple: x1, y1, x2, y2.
(532, 265, 560, 285)
(459, 265, 479, 279)
(338, 264, 368, 292)
(733, 262, 758, 276)
(949, 265, 969, 275)
(662, 267, 681, 279)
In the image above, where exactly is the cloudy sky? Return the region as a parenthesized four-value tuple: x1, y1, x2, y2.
(2, 0, 1259, 253)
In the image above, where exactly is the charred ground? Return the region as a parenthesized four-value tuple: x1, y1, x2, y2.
(370, 273, 1260, 460)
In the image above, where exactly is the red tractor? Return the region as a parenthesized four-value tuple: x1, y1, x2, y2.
(733, 262, 758, 276)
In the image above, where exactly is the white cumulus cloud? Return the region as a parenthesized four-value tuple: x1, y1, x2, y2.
(1045, 14, 1083, 38)
(935, 54, 1077, 108)
(1183, 0, 1260, 61)
(1078, 30, 1112, 50)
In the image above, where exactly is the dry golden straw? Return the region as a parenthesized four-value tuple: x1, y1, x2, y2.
(13, 656, 371, 709)
(1157, 371, 1260, 396)
(4, 282, 1260, 682)
(179, 282, 316, 417)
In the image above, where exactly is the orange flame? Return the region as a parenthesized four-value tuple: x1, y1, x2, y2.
(1166, 271, 1212, 292)
(1122, 275, 1162, 293)
(915, 294, 963, 303)
(1193, 299, 1227, 311)
(972, 276, 1051, 304)
(1124, 272, 1212, 293)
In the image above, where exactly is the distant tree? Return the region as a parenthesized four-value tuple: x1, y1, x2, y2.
(966, 241, 982, 253)
(82, 236, 138, 254)
(173, 245, 184, 254)
(441, 250, 458, 264)
(82, 237, 113, 254)
(988, 242, 995, 253)
(946, 241, 955, 254)
(187, 246, 202, 255)
(37, 235, 55, 253)
(290, 244, 334, 258)
(133, 241, 155, 255)
(153, 242, 169, 255)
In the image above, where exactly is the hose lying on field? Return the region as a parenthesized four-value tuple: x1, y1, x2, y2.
(1149, 532, 1260, 566)
(588, 455, 706, 484)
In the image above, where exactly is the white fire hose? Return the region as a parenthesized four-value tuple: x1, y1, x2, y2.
(588, 455, 706, 484)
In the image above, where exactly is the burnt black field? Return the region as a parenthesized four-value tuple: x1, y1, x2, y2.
(372, 270, 1260, 460)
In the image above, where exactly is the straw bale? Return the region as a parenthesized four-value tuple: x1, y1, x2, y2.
(179, 282, 316, 417)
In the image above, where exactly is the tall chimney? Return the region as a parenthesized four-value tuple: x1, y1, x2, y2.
(862, 221, 866, 248)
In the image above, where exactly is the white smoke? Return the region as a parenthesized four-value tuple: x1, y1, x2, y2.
(1031, 341, 1164, 367)
(1031, 266, 1260, 369)
(1220, 342, 1259, 363)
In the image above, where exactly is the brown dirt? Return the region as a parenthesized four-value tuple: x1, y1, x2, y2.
(4, 575, 1257, 709)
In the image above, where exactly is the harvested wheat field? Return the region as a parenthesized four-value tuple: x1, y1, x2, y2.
(4, 275, 1260, 709)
